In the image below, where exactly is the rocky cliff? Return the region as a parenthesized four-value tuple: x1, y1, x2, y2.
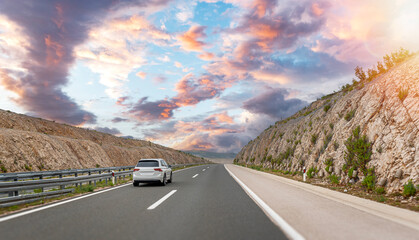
(0, 110, 205, 172)
(235, 54, 418, 193)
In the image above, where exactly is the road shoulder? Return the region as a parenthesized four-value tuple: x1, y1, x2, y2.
(225, 164, 419, 240)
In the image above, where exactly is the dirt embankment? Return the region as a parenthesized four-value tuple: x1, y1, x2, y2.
(0, 110, 205, 172)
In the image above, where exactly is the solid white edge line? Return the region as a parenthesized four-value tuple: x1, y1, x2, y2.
(147, 190, 177, 210)
(192, 174, 199, 178)
(0, 183, 131, 223)
(224, 165, 305, 240)
(0, 165, 209, 223)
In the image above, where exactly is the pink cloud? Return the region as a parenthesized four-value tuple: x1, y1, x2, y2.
(136, 71, 147, 79)
(198, 52, 215, 61)
(177, 25, 207, 52)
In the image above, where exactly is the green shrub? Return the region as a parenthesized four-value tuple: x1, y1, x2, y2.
(33, 188, 43, 193)
(311, 134, 318, 145)
(348, 167, 354, 179)
(329, 123, 334, 130)
(362, 169, 376, 191)
(324, 105, 331, 113)
(344, 126, 372, 176)
(307, 167, 317, 178)
(403, 180, 416, 197)
(344, 110, 356, 121)
(377, 196, 387, 202)
(24, 164, 32, 171)
(309, 120, 312, 127)
(333, 141, 339, 151)
(375, 187, 385, 194)
(323, 133, 333, 150)
(324, 158, 333, 173)
(329, 174, 340, 184)
(355, 66, 366, 82)
(342, 164, 348, 173)
(398, 88, 409, 102)
(0, 162, 7, 173)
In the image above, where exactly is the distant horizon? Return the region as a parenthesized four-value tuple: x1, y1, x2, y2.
(0, 0, 418, 153)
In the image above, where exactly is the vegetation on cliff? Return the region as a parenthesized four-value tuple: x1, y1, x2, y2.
(234, 49, 418, 196)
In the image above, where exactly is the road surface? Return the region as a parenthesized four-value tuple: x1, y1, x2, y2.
(0, 164, 286, 240)
(1, 164, 418, 240)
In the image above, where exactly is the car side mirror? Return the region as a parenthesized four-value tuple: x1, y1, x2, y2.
(168, 165, 172, 168)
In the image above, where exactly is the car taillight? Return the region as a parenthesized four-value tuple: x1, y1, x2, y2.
(154, 168, 162, 172)
(133, 169, 140, 172)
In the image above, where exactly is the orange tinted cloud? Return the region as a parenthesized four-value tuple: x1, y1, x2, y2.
(44, 34, 65, 66)
(209, 112, 234, 124)
(178, 25, 207, 52)
(136, 71, 147, 79)
(198, 52, 215, 61)
(251, 0, 276, 18)
(311, 3, 324, 16)
(52, 4, 64, 29)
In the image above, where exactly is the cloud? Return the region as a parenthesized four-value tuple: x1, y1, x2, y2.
(0, 0, 173, 125)
(142, 111, 247, 152)
(136, 71, 147, 79)
(111, 117, 129, 123)
(311, 0, 419, 64)
(142, 109, 280, 153)
(94, 126, 121, 135)
(128, 97, 178, 121)
(174, 61, 183, 68)
(198, 52, 215, 61)
(75, 13, 172, 99)
(0, 1, 122, 125)
(243, 87, 308, 118)
(178, 25, 208, 52)
(153, 75, 167, 84)
(158, 55, 170, 62)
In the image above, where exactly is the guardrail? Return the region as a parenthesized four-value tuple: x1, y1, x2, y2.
(0, 163, 205, 208)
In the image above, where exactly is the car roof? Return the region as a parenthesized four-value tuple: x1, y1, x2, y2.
(138, 158, 164, 161)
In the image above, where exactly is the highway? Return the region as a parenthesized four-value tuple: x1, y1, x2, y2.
(1, 164, 419, 240)
(0, 164, 287, 240)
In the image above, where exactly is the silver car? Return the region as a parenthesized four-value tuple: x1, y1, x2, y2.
(133, 159, 172, 186)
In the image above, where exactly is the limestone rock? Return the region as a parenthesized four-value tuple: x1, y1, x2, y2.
(235, 55, 419, 193)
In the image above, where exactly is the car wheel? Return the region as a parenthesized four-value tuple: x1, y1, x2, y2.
(167, 172, 172, 183)
(133, 181, 139, 187)
(161, 174, 167, 186)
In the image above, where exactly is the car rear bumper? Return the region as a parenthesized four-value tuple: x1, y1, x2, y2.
(133, 175, 162, 183)
(133, 179, 162, 183)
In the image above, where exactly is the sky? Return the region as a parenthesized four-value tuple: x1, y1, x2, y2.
(0, 0, 418, 153)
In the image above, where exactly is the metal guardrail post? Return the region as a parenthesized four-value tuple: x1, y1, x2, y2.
(59, 174, 64, 190)
(14, 177, 18, 196)
(88, 171, 92, 185)
(75, 172, 78, 187)
(40, 175, 44, 192)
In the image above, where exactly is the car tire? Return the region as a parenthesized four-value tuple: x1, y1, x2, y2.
(161, 174, 167, 186)
(133, 181, 139, 187)
(168, 172, 172, 183)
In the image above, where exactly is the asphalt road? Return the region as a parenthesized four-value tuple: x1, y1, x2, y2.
(0, 164, 287, 240)
(226, 164, 419, 240)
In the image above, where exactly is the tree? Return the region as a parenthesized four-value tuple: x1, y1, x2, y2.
(354, 66, 366, 82)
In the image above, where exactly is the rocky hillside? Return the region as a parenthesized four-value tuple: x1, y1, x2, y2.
(0, 110, 206, 172)
(235, 54, 418, 193)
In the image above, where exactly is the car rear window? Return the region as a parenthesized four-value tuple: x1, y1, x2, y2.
(136, 160, 159, 167)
